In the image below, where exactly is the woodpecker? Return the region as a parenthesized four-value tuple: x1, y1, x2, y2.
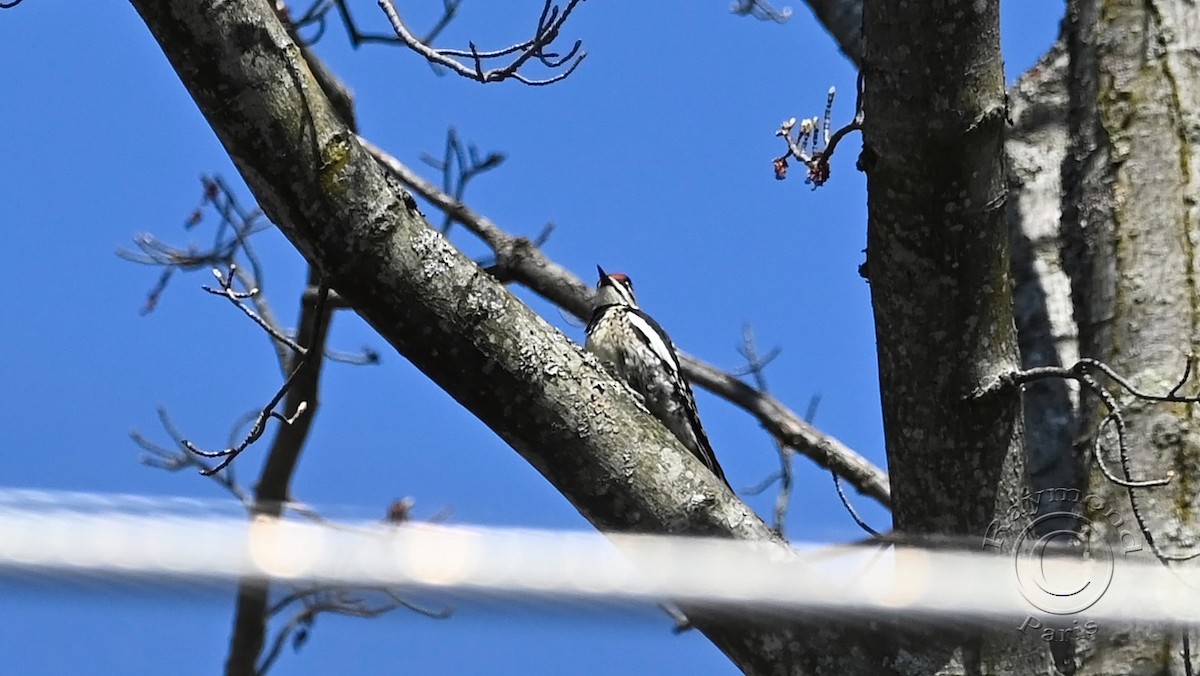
(585, 266, 729, 488)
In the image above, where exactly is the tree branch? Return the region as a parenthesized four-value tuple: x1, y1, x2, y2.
(358, 136, 891, 509)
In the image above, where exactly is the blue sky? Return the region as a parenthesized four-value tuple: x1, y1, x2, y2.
(0, 2, 1063, 673)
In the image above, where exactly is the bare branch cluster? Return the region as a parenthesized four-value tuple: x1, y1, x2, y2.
(415, 127, 556, 270)
(421, 127, 505, 234)
(735, 325, 879, 537)
(260, 580, 450, 674)
(170, 278, 325, 475)
(279, 1, 586, 84)
(117, 176, 269, 315)
(122, 177, 380, 482)
(773, 72, 864, 187)
(372, 0, 586, 85)
(281, 0, 461, 48)
(133, 406, 254, 506)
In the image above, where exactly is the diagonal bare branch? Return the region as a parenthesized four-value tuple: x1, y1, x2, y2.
(360, 136, 891, 508)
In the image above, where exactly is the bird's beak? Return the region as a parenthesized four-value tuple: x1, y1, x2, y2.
(596, 265, 608, 284)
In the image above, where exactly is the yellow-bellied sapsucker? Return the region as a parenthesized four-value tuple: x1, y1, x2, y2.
(585, 266, 729, 487)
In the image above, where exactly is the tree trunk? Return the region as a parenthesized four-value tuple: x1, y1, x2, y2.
(862, 0, 1048, 671)
(1063, 0, 1200, 673)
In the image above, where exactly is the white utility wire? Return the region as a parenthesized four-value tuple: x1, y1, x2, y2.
(0, 489, 1196, 627)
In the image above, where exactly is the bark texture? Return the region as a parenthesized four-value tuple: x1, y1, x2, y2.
(1008, 40, 1084, 517)
(1064, 0, 1200, 673)
(863, 0, 1026, 541)
(862, 0, 1049, 671)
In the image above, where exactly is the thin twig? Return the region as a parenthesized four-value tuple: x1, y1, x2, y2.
(182, 286, 330, 475)
(741, 470, 783, 496)
(974, 360, 1181, 488)
(832, 471, 879, 537)
(182, 367, 309, 473)
(419, 0, 464, 44)
(737, 324, 793, 535)
(324, 345, 381, 365)
(203, 264, 307, 355)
